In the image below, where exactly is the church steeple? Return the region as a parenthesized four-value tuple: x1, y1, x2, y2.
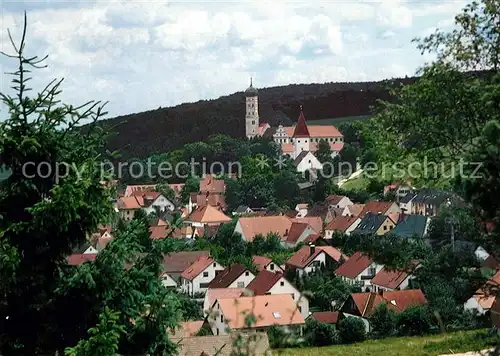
(293, 105, 310, 138)
(245, 78, 259, 138)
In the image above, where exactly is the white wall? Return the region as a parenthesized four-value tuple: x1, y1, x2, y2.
(330, 197, 353, 209)
(293, 138, 310, 160)
(234, 220, 247, 241)
(300, 251, 327, 276)
(211, 301, 230, 335)
(324, 218, 361, 239)
(268, 277, 309, 319)
(464, 297, 487, 315)
(296, 152, 322, 172)
(83, 245, 98, 254)
(161, 273, 177, 288)
(245, 95, 259, 138)
(226, 270, 256, 289)
(265, 262, 284, 274)
(340, 262, 384, 291)
(181, 261, 225, 296)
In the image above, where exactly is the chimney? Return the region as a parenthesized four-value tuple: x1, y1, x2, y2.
(310, 244, 315, 256)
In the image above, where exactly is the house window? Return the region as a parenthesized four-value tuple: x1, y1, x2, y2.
(291, 294, 295, 300)
(216, 328, 219, 335)
(298, 140, 300, 143)
(280, 281, 285, 286)
(252, 120, 255, 125)
(368, 266, 376, 276)
(298, 306, 302, 313)
(213, 263, 216, 267)
(383, 225, 387, 231)
(245, 271, 249, 276)
(220, 315, 224, 322)
(237, 281, 245, 288)
(270, 264, 274, 271)
(203, 272, 209, 277)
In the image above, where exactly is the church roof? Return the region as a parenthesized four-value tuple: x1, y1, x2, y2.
(293, 109, 310, 138)
(245, 78, 258, 97)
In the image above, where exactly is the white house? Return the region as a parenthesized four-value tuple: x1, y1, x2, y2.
(335, 251, 384, 292)
(179, 256, 225, 296)
(142, 193, 175, 214)
(399, 191, 417, 214)
(286, 245, 346, 277)
(82, 245, 98, 255)
(210, 294, 305, 336)
(326, 195, 354, 210)
(295, 203, 308, 218)
(246, 270, 310, 319)
(203, 288, 246, 316)
(160, 272, 178, 288)
(252, 256, 285, 274)
(371, 264, 420, 292)
(464, 271, 500, 315)
(293, 151, 323, 180)
(324, 216, 361, 239)
(207, 264, 256, 289)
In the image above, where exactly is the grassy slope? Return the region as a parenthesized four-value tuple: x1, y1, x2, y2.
(274, 329, 497, 356)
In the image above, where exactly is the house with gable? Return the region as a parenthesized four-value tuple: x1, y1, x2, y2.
(335, 251, 384, 291)
(324, 215, 361, 239)
(307, 312, 340, 328)
(67, 253, 97, 266)
(399, 191, 418, 214)
(352, 212, 396, 236)
(295, 203, 309, 218)
(184, 205, 232, 228)
(180, 256, 225, 296)
(340, 289, 428, 332)
(188, 192, 227, 214)
(203, 288, 246, 317)
(161, 250, 210, 288)
(391, 215, 429, 239)
(411, 188, 462, 216)
(246, 270, 309, 319)
(342, 204, 365, 218)
(293, 151, 323, 180)
(116, 191, 175, 220)
(199, 176, 225, 195)
(252, 256, 284, 273)
(207, 264, 255, 289)
(286, 244, 346, 277)
(371, 262, 421, 292)
(209, 294, 305, 335)
(326, 195, 354, 210)
(359, 201, 401, 217)
(464, 270, 500, 315)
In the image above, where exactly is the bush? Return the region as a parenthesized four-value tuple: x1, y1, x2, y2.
(338, 317, 366, 344)
(370, 303, 396, 338)
(396, 305, 432, 336)
(304, 319, 339, 347)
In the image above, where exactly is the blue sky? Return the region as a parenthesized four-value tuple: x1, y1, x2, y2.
(0, 0, 466, 118)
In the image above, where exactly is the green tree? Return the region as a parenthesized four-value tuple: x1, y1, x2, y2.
(396, 305, 432, 336)
(180, 176, 200, 204)
(304, 318, 338, 347)
(0, 18, 181, 354)
(338, 317, 366, 344)
(370, 303, 396, 338)
(156, 183, 176, 202)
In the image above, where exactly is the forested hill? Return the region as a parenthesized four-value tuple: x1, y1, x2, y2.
(95, 77, 416, 160)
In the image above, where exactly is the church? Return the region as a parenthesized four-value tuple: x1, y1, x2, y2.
(244, 79, 344, 160)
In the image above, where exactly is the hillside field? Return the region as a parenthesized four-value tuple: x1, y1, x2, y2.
(273, 329, 497, 356)
(307, 114, 373, 125)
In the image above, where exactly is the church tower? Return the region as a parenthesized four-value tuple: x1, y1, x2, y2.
(293, 106, 310, 159)
(245, 78, 259, 139)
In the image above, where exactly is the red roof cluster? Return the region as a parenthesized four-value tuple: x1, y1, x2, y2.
(335, 251, 373, 279)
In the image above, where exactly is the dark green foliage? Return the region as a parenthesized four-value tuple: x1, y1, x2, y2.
(396, 306, 432, 336)
(304, 318, 339, 347)
(300, 271, 353, 311)
(338, 317, 366, 344)
(370, 303, 396, 338)
(155, 183, 176, 202)
(180, 176, 200, 204)
(175, 292, 203, 321)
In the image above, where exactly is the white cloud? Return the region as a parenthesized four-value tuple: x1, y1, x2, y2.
(0, 1, 464, 117)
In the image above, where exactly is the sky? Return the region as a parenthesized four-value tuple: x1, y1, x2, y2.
(0, 0, 467, 118)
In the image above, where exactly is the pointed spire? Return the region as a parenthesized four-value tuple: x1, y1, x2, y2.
(293, 106, 310, 138)
(250, 76, 253, 87)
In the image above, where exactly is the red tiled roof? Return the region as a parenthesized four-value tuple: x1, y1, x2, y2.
(252, 255, 273, 271)
(348, 289, 427, 317)
(246, 270, 283, 295)
(292, 216, 323, 233)
(335, 251, 373, 279)
(162, 251, 210, 274)
(310, 311, 340, 324)
(325, 195, 346, 205)
(67, 253, 97, 265)
(208, 264, 248, 288)
(293, 110, 310, 138)
(371, 263, 419, 289)
(187, 205, 231, 224)
(285, 222, 310, 244)
(194, 193, 227, 210)
(359, 201, 395, 217)
(287, 245, 345, 269)
(326, 216, 358, 233)
(181, 256, 215, 281)
(199, 177, 225, 194)
(150, 225, 168, 239)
